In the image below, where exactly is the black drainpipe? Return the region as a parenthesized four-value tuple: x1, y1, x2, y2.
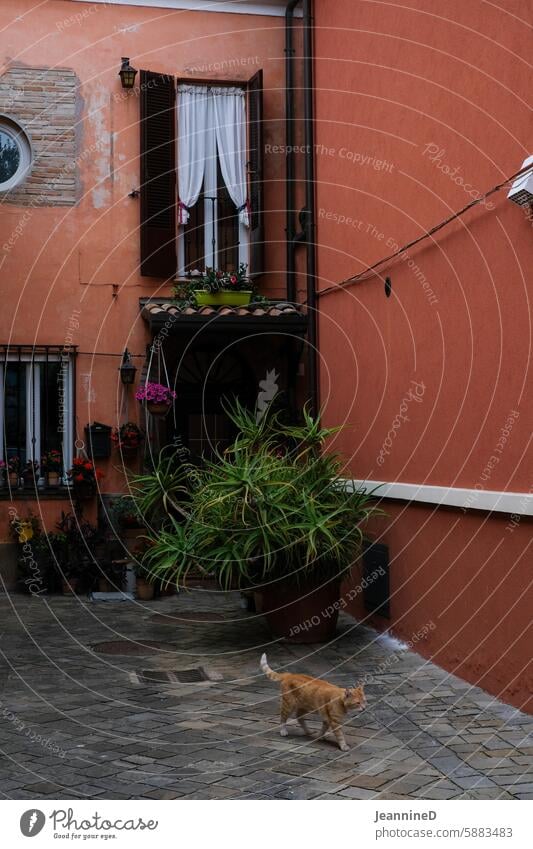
(285, 0, 318, 416)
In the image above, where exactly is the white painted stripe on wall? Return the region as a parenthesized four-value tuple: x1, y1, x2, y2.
(69, 0, 299, 17)
(348, 480, 533, 516)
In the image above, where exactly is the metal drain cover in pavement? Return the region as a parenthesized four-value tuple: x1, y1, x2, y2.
(92, 640, 176, 656)
(138, 668, 209, 683)
(150, 611, 225, 624)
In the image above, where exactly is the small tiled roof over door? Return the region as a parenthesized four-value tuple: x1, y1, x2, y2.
(139, 299, 308, 333)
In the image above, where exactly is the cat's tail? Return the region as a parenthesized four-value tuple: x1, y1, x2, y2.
(260, 653, 282, 681)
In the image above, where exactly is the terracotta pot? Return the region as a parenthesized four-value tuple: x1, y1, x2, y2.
(146, 401, 171, 417)
(8, 472, 19, 487)
(261, 576, 342, 643)
(195, 290, 252, 307)
(48, 472, 60, 486)
(136, 577, 155, 601)
(62, 577, 79, 595)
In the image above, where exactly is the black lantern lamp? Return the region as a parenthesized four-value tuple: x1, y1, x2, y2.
(119, 349, 137, 385)
(119, 57, 137, 89)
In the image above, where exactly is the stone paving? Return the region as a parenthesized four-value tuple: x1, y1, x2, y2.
(0, 587, 532, 800)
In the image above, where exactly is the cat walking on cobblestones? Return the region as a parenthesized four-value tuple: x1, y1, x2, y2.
(260, 653, 366, 752)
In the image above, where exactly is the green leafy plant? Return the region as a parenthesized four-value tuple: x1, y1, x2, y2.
(56, 511, 101, 579)
(172, 265, 268, 308)
(41, 449, 62, 473)
(141, 404, 382, 591)
(108, 495, 143, 530)
(128, 445, 190, 527)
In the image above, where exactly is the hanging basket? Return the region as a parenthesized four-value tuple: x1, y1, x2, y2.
(146, 401, 172, 417)
(118, 444, 140, 456)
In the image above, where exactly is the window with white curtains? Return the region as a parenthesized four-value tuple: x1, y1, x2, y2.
(0, 348, 74, 484)
(177, 83, 250, 276)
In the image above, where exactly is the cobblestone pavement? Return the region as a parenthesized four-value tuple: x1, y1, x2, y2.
(0, 588, 531, 800)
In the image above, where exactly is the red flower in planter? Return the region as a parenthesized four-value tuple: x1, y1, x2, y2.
(68, 457, 103, 486)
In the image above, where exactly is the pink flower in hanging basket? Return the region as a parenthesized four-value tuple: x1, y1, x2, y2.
(135, 382, 176, 405)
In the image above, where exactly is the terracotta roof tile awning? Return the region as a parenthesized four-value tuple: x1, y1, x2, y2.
(140, 299, 308, 334)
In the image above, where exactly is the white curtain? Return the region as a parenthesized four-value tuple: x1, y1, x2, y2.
(177, 85, 209, 224)
(211, 86, 250, 228)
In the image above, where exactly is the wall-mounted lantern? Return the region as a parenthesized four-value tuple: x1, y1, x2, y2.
(118, 57, 137, 90)
(119, 349, 137, 385)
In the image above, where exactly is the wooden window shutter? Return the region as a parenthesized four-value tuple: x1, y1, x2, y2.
(247, 70, 264, 277)
(140, 71, 176, 278)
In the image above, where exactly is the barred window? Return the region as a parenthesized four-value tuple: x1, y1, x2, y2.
(0, 346, 75, 485)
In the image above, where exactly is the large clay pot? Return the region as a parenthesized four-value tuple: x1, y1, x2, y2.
(260, 575, 342, 644)
(48, 472, 61, 487)
(136, 577, 155, 601)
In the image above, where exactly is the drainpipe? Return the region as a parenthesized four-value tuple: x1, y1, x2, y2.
(285, 0, 318, 416)
(285, 0, 299, 305)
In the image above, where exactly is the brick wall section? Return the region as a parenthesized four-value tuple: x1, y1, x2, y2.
(0, 66, 79, 206)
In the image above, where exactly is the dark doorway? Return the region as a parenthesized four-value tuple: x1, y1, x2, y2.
(168, 344, 256, 460)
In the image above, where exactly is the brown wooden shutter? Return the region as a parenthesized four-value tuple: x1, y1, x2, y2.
(247, 70, 264, 277)
(140, 71, 176, 278)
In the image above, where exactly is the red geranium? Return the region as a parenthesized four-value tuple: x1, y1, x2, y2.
(67, 457, 103, 486)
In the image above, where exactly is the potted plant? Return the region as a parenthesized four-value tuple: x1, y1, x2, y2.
(7, 456, 21, 487)
(129, 445, 189, 528)
(42, 449, 62, 486)
(140, 403, 382, 643)
(110, 495, 143, 530)
(192, 263, 253, 307)
(0, 460, 5, 487)
(56, 511, 100, 594)
(21, 460, 39, 490)
(135, 382, 176, 417)
(135, 561, 155, 601)
(111, 422, 143, 456)
(67, 457, 103, 500)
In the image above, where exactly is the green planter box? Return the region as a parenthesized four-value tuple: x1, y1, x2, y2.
(195, 290, 252, 307)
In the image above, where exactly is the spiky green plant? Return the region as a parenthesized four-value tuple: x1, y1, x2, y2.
(141, 405, 382, 590)
(128, 444, 189, 527)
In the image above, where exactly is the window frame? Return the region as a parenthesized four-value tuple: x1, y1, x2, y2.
(175, 77, 250, 279)
(0, 115, 32, 192)
(0, 347, 75, 485)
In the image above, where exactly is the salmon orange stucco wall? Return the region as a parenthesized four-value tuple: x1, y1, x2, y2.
(0, 0, 289, 537)
(314, 0, 532, 710)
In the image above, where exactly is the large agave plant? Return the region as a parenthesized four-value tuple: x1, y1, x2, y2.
(139, 404, 381, 590)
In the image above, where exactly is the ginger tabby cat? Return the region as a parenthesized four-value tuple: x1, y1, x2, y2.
(260, 653, 366, 751)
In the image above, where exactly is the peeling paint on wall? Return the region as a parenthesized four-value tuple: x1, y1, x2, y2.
(87, 85, 111, 209)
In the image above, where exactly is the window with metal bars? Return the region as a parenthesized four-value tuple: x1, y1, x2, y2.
(0, 346, 75, 485)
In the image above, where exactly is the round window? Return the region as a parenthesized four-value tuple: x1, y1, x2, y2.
(0, 116, 31, 191)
